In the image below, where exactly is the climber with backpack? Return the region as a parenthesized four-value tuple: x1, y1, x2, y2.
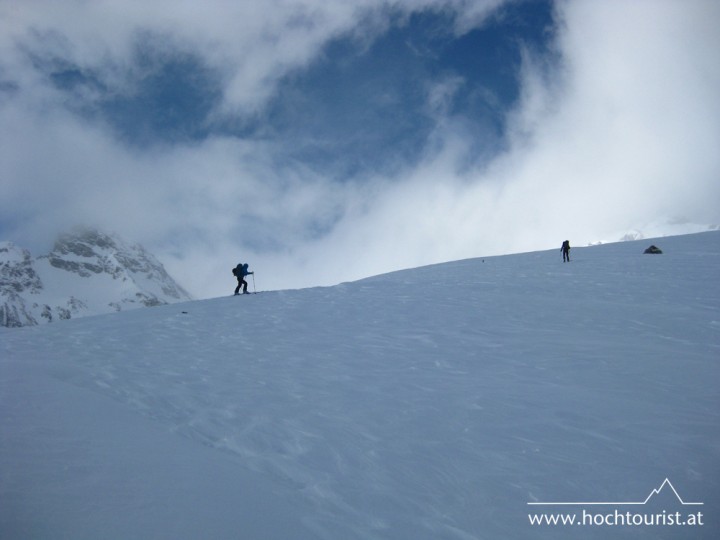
(560, 240, 571, 263)
(232, 263, 254, 295)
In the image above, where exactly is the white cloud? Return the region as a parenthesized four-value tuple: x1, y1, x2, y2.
(508, 0, 720, 230)
(261, 0, 720, 292)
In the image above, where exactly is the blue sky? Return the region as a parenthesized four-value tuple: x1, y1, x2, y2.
(45, 2, 554, 173)
(1, 0, 719, 296)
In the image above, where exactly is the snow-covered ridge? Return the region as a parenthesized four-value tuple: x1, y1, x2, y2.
(1, 231, 718, 539)
(0, 229, 192, 327)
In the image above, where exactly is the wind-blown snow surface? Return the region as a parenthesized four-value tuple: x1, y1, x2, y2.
(2, 232, 719, 539)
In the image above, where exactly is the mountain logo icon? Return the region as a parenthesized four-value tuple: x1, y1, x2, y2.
(527, 478, 704, 507)
(642, 478, 703, 506)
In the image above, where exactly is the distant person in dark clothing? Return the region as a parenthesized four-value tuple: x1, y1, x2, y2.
(561, 240, 571, 262)
(233, 263, 254, 295)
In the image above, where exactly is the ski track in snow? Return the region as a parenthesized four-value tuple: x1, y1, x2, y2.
(2, 232, 720, 539)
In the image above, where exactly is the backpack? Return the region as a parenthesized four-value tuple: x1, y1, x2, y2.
(232, 265, 241, 276)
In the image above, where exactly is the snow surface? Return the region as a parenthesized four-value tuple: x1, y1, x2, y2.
(2, 232, 719, 539)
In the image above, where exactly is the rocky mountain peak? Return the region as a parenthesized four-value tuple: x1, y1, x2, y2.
(1, 230, 192, 327)
(0, 242, 43, 295)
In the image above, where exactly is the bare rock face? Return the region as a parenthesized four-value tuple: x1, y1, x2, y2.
(0, 229, 192, 328)
(643, 245, 663, 254)
(0, 242, 43, 327)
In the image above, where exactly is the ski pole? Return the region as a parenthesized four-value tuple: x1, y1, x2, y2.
(252, 273, 256, 293)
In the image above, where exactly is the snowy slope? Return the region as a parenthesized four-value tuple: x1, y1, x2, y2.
(1, 232, 719, 539)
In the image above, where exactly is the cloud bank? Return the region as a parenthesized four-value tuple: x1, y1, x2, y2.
(1, 0, 718, 297)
